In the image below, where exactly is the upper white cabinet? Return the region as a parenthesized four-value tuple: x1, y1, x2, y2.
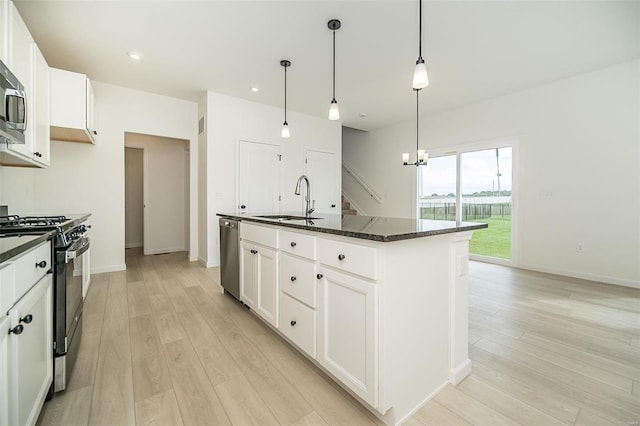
(0, 1, 50, 168)
(50, 67, 97, 144)
(0, 1, 8, 63)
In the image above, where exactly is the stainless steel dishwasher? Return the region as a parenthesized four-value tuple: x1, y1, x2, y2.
(219, 218, 240, 300)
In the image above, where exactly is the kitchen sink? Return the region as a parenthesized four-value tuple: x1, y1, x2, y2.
(256, 214, 322, 221)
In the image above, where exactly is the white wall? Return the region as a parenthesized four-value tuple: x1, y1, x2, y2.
(124, 147, 143, 248)
(0, 82, 198, 273)
(125, 133, 189, 254)
(343, 60, 640, 288)
(204, 92, 342, 267)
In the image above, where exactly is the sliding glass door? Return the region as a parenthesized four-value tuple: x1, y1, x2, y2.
(418, 144, 514, 263)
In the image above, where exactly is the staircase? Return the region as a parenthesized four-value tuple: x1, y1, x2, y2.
(342, 195, 358, 216)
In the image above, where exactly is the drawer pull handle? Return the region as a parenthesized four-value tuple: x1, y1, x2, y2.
(316, 273, 323, 279)
(290, 320, 297, 327)
(9, 324, 24, 335)
(290, 276, 297, 282)
(338, 254, 346, 261)
(20, 314, 33, 324)
(290, 241, 297, 247)
(35, 260, 47, 268)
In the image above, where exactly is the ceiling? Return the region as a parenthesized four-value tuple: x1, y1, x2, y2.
(15, 1, 640, 131)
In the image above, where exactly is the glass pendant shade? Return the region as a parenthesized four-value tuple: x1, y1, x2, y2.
(281, 122, 290, 138)
(413, 59, 429, 89)
(328, 99, 340, 121)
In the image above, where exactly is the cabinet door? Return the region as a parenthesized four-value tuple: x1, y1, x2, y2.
(7, 274, 53, 426)
(256, 246, 278, 328)
(237, 140, 280, 212)
(0, 315, 9, 426)
(0, 1, 8, 64)
(7, 3, 34, 157)
(240, 241, 258, 309)
(318, 268, 377, 407)
(32, 44, 49, 166)
(85, 78, 96, 141)
(304, 149, 340, 214)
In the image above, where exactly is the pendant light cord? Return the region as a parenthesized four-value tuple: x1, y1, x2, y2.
(332, 29, 336, 100)
(284, 65, 287, 122)
(416, 89, 419, 152)
(418, 0, 422, 59)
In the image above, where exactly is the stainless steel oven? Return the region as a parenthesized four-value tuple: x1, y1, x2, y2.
(54, 230, 89, 392)
(0, 58, 27, 145)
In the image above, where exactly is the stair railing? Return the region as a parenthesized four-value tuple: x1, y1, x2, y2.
(342, 162, 383, 204)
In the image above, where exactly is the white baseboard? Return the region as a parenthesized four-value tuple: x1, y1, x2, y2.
(91, 264, 127, 274)
(198, 257, 219, 268)
(449, 358, 472, 385)
(145, 246, 187, 255)
(125, 242, 143, 248)
(519, 263, 640, 289)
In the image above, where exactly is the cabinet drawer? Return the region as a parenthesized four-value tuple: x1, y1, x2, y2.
(14, 241, 51, 302)
(0, 262, 15, 315)
(319, 238, 378, 280)
(240, 222, 278, 248)
(280, 293, 316, 358)
(280, 253, 317, 308)
(280, 230, 317, 260)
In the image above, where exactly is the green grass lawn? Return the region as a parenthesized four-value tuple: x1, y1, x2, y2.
(469, 216, 511, 259)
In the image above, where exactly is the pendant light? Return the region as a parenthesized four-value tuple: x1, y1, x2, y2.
(412, 0, 429, 89)
(280, 59, 291, 138)
(402, 88, 428, 166)
(328, 19, 341, 121)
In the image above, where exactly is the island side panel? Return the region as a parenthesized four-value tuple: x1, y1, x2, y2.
(449, 231, 473, 384)
(379, 234, 452, 423)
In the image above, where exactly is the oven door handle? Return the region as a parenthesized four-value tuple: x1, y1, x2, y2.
(65, 237, 90, 262)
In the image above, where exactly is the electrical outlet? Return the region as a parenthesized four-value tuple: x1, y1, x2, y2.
(540, 190, 553, 199)
(575, 241, 584, 253)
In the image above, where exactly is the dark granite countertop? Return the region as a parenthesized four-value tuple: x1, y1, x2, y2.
(0, 231, 55, 264)
(62, 213, 92, 230)
(217, 212, 487, 242)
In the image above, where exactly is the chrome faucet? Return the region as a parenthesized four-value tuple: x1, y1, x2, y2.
(294, 175, 315, 217)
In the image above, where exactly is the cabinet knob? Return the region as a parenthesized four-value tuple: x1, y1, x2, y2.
(240, 205, 246, 209)
(338, 254, 346, 261)
(251, 249, 257, 254)
(316, 273, 323, 279)
(290, 276, 297, 282)
(331, 204, 336, 208)
(92, 130, 98, 135)
(290, 320, 297, 327)
(9, 324, 24, 335)
(34, 152, 42, 158)
(35, 260, 47, 268)
(290, 241, 296, 247)
(20, 314, 33, 324)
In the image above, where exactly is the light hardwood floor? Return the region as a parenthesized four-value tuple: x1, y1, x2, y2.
(38, 248, 640, 426)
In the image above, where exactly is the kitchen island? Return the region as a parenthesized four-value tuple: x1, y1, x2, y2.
(217, 212, 487, 425)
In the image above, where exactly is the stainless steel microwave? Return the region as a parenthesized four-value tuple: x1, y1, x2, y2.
(0, 58, 26, 144)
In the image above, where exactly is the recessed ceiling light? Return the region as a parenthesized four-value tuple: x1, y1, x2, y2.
(359, 113, 367, 118)
(250, 86, 259, 92)
(127, 51, 142, 60)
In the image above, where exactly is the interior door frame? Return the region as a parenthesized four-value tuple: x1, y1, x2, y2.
(235, 138, 282, 213)
(416, 137, 519, 267)
(124, 145, 149, 254)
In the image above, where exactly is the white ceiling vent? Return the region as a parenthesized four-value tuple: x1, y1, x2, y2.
(198, 116, 205, 135)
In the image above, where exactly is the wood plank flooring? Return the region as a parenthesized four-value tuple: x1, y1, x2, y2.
(38, 248, 640, 426)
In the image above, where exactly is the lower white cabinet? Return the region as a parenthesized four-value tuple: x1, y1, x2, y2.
(6, 273, 53, 426)
(279, 292, 316, 358)
(317, 267, 378, 407)
(0, 315, 9, 426)
(240, 240, 278, 328)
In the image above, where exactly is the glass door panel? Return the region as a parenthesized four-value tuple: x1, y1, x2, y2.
(460, 147, 512, 259)
(418, 154, 457, 220)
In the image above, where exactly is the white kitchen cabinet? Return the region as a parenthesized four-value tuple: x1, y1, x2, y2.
(240, 223, 279, 328)
(0, 314, 9, 426)
(279, 292, 316, 358)
(7, 274, 52, 426)
(31, 44, 49, 166)
(50, 67, 97, 144)
(0, 2, 50, 168)
(0, 239, 53, 426)
(0, 1, 8, 64)
(318, 267, 377, 407)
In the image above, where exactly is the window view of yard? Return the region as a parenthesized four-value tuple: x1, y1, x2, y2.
(419, 147, 512, 259)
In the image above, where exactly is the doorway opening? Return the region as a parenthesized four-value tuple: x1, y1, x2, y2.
(417, 142, 515, 264)
(124, 132, 190, 257)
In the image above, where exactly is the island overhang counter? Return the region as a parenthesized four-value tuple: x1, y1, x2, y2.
(217, 212, 487, 425)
